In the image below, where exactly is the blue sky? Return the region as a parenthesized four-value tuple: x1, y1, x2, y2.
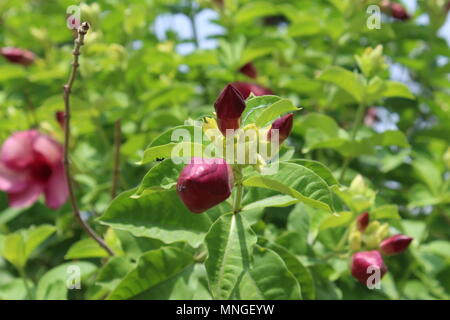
(153, 0, 450, 55)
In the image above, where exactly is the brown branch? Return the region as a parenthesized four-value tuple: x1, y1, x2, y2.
(111, 119, 121, 199)
(63, 22, 114, 256)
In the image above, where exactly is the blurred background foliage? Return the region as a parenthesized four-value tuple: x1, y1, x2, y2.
(0, 0, 449, 300)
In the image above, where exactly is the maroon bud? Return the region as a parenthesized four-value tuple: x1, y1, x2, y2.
(446, 1, 450, 12)
(267, 113, 293, 144)
(356, 212, 370, 232)
(380, 234, 413, 256)
(214, 84, 246, 136)
(177, 157, 234, 213)
(231, 82, 273, 99)
(390, 3, 410, 21)
(351, 250, 388, 285)
(55, 111, 66, 129)
(239, 62, 258, 79)
(0, 47, 35, 66)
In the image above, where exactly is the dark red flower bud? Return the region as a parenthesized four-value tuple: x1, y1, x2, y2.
(55, 111, 66, 129)
(214, 84, 246, 136)
(231, 82, 273, 99)
(380, 234, 413, 256)
(0, 47, 35, 66)
(356, 212, 370, 232)
(239, 62, 258, 79)
(267, 113, 293, 144)
(351, 250, 388, 285)
(390, 3, 410, 21)
(176, 157, 234, 213)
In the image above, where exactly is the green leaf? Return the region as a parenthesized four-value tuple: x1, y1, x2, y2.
(147, 125, 200, 149)
(238, 247, 301, 299)
(242, 95, 282, 125)
(368, 130, 409, 148)
(0, 65, 27, 82)
(99, 189, 212, 248)
(235, 2, 279, 24)
(254, 99, 299, 128)
(0, 279, 34, 300)
(382, 81, 415, 100)
(107, 246, 194, 299)
(266, 242, 315, 300)
(243, 162, 334, 212)
(96, 256, 135, 291)
(133, 158, 185, 198)
(36, 262, 97, 300)
(318, 66, 365, 103)
(242, 194, 299, 211)
(133, 264, 210, 300)
(370, 205, 401, 220)
(412, 155, 443, 194)
(1, 225, 56, 270)
(65, 228, 123, 259)
(65, 238, 109, 260)
(287, 159, 339, 186)
(138, 142, 205, 165)
(204, 213, 257, 299)
(319, 211, 353, 231)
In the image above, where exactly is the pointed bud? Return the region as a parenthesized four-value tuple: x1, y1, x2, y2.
(390, 3, 410, 20)
(176, 157, 234, 213)
(55, 111, 66, 129)
(0, 47, 35, 66)
(380, 234, 413, 256)
(351, 250, 388, 285)
(231, 82, 273, 99)
(239, 62, 258, 79)
(214, 84, 246, 136)
(267, 113, 293, 144)
(356, 212, 370, 232)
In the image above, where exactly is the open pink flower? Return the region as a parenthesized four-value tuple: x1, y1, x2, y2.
(0, 130, 68, 209)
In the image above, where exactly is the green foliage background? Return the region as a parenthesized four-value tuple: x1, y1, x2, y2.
(0, 0, 449, 300)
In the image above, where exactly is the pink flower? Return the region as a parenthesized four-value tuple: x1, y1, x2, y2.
(351, 250, 388, 285)
(0, 47, 35, 66)
(380, 234, 413, 256)
(231, 82, 273, 99)
(177, 157, 234, 213)
(0, 130, 68, 209)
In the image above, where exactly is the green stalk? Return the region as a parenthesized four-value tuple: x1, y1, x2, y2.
(19, 267, 32, 300)
(232, 166, 243, 214)
(339, 102, 366, 181)
(233, 183, 243, 214)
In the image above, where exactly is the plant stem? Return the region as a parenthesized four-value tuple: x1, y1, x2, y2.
(19, 267, 32, 299)
(232, 166, 243, 214)
(339, 156, 351, 182)
(111, 119, 121, 199)
(233, 183, 243, 214)
(340, 102, 366, 181)
(351, 102, 366, 140)
(62, 22, 114, 257)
